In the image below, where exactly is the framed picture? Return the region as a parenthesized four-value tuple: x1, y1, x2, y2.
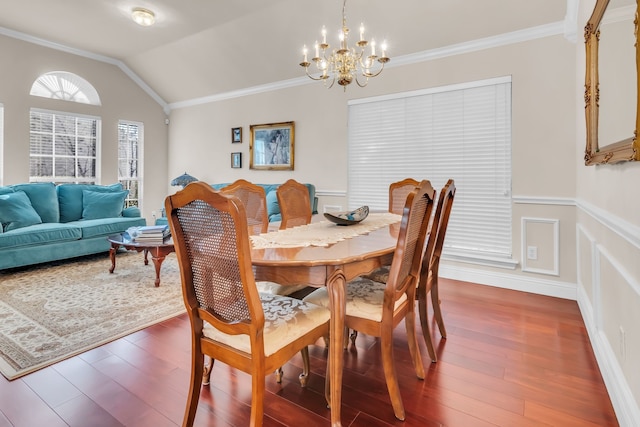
(231, 152, 242, 168)
(249, 121, 295, 170)
(232, 127, 242, 143)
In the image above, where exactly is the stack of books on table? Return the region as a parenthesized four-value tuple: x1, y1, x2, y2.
(133, 225, 170, 244)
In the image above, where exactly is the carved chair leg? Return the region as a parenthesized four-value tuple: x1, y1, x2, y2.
(418, 288, 437, 363)
(298, 346, 310, 387)
(202, 355, 214, 385)
(185, 352, 205, 427)
(430, 278, 447, 338)
(275, 367, 284, 383)
(349, 329, 358, 346)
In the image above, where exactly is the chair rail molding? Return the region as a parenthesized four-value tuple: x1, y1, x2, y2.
(576, 198, 640, 250)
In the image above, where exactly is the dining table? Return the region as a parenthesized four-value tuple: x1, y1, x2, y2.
(250, 212, 401, 426)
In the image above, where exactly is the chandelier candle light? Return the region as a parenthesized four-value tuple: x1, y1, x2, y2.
(299, 0, 389, 90)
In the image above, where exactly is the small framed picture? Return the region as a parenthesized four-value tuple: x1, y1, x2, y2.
(232, 127, 242, 143)
(231, 152, 242, 168)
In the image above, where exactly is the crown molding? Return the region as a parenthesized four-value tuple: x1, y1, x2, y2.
(171, 20, 568, 110)
(0, 26, 170, 115)
(1, 0, 578, 113)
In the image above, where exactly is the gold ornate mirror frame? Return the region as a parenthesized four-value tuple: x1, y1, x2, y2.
(584, 0, 640, 165)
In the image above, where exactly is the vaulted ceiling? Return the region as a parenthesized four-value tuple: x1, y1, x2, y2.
(0, 0, 570, 106)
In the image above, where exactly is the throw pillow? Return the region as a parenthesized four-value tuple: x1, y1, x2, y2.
(266, 190, 280, 216)
(57, 183, 123, 222)
(81, 190, 129, 220)
(0, 191, 43, 232)
(11, 182, 59, 223)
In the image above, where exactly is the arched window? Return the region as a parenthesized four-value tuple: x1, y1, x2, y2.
(30, 71, 101, 105)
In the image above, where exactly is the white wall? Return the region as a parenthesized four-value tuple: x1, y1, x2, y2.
(575, 1, 640, 425)
(0, 34, 169, 222)
(168, 33, 578, 288)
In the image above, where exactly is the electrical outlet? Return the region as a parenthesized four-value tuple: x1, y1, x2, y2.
(619, 326, 626, 362)
(527, 246, 538, 260)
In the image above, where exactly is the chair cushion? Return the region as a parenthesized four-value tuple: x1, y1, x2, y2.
(362, 266, 390, 283)
(303, 277, 407, 322)
(81, 189, 128, 220)
(0, 191, 43, 232)
(255, 281, 308, 296)
(202, 293, 329, 356)
(10, 182, 59, 223)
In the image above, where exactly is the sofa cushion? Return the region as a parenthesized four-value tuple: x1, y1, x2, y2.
(68, 216, 147, 239)
(82, 189, 128, 220)
(57, 183, 123, 222)
(0, 186, 14, 196)
(0, 191, 43, 232)
(0, 222, 81, 249)
(10, 182, 59, 223)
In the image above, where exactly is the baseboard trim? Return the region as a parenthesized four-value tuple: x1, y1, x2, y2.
(439, 263, 576, 300)
(577, 285, 640, 427)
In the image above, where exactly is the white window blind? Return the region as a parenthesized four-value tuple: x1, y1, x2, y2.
(348, 76, 512, 260)
(29, 109, 100, 183)
(118, 121, 143, 208)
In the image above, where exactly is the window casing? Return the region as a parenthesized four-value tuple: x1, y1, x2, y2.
(29, 109, 100, 183)
(0, 103, 4, 185)
(118, 121, 143, 208)
(348, 76, 514, 265)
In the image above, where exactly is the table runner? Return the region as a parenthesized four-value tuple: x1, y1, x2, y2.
(250, 212, 401, 249)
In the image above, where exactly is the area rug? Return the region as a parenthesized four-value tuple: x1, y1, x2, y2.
(0, 252, 185, 380)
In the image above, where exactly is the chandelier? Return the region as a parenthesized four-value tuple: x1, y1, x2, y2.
(299, 0, 390, 90)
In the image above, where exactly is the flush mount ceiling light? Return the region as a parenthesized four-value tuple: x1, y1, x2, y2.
(131, 7, 155, 26)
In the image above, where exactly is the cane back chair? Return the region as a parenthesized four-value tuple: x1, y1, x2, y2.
(220, 179, 269, 235)
(165, 182, 330, 427)
(304, 180, 436, 420)
(276, 179, 312, 230)
(389, 178, 420, 215)
(417, 179, 456, 362)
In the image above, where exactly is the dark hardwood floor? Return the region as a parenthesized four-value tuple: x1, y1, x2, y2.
(0, 278, 618, 426)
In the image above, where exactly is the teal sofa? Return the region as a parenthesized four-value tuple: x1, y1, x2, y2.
(210, 182, 317, 222)
(0, 182, 146, 270)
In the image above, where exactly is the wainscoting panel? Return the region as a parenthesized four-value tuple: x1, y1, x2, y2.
(576, 223, 640, 427)
(521, 217, 560, 275)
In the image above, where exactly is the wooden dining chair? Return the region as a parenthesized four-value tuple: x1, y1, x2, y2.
(389, 178, 420, 215)
(417, 179, 456, 362)
(277, 179, 312, 229)
(165, 182, 330, 427)
(347, 178, 420, 345)
(220, 179, 307, 298)
(304, 180, 436, 421)
(220, 179, 269, 235)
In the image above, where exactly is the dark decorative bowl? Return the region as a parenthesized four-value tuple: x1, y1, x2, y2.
(324, 206, 369, 226)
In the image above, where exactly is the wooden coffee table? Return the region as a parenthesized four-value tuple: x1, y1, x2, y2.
(107, 233, 175, 287)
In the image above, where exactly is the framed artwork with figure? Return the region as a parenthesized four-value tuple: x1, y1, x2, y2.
(232, 127, 242, 143)
(249, 121, 295, 170)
